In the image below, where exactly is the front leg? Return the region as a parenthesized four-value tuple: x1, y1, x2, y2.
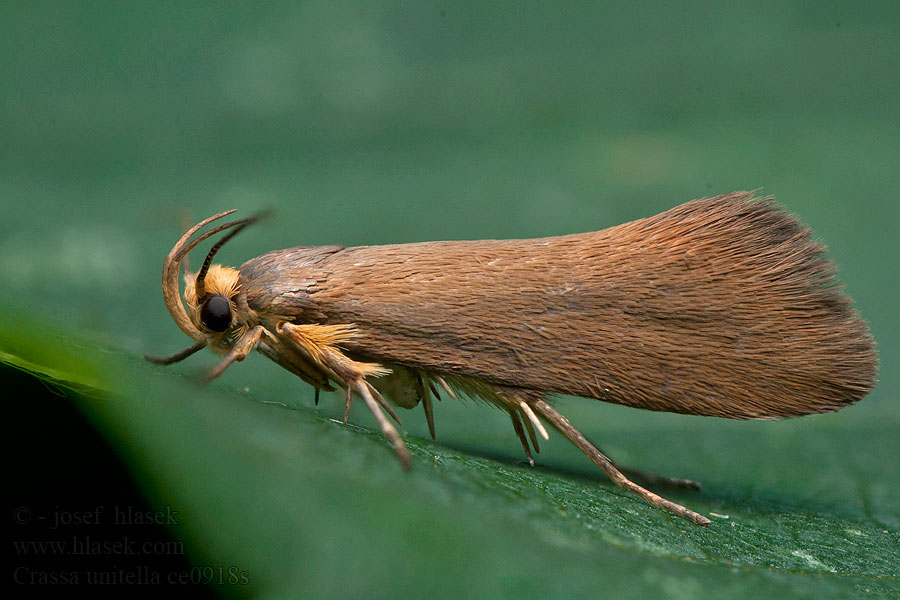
(208, 326, 267, 380)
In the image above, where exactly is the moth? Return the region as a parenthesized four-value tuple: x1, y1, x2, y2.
(146, 192, 877, 525)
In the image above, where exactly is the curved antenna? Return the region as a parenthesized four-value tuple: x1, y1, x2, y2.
(194, 219, 255, 299)
(161, 210, 244, 338)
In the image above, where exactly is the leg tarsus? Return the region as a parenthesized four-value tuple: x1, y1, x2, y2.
(365, 381, 402, 426)
(343, 385, 352, 424)
(521, 413, 540, 454)
(508, 410, 535, 466)
(354, 379, 410, 470)
(531, 399, 710, 526)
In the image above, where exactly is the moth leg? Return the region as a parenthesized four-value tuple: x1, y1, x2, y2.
(518, 401, 549, 441)
(520, 409, 541, 454)
(275, 322, 388, 382)
(353, 378, 411, 470)
(507, 409, 535, 467)
(422, 393, 436, 440)
(277, 322, 410, 468)
(256, 334, 334, 392)
(365, 381, 403, 426)
(342, 374, 402, 426)
(343, 385, 352, 424)
(145, 341, 206, 365)
(416, 374, 436, 440)
(530, 399, 711, 526)
(433, 375, 456, 400)
(207, 326, 266, 381)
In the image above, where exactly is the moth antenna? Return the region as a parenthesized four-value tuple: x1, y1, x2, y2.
(162, 209, 266, 340)
(195, 217, 257, 300)
(162, 210, 237, 339)
(173, 217, 256, 264)
(178, 211, 196, 274)
(181, 247, 192, 277)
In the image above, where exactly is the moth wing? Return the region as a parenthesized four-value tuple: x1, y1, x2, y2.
(242, 194, 876, 419)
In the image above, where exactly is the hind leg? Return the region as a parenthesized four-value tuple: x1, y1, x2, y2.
(515, 395, 710, 525)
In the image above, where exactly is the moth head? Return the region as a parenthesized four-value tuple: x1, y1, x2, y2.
(161, 210, 259, 342)
(184, 264, 242, 335)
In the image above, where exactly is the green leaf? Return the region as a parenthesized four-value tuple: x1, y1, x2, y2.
(3, 310, 897, 599)
(4, 4, 899, 597)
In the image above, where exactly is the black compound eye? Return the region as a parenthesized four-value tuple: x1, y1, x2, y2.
(200, 294, 232, 332)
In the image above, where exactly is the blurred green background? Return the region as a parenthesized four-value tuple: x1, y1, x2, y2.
(3, 2, 898, 598)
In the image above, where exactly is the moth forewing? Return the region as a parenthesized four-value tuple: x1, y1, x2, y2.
(148, 192, 877, 527)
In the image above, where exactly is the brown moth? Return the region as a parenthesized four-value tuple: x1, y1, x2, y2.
(146, 192, 877, 525)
